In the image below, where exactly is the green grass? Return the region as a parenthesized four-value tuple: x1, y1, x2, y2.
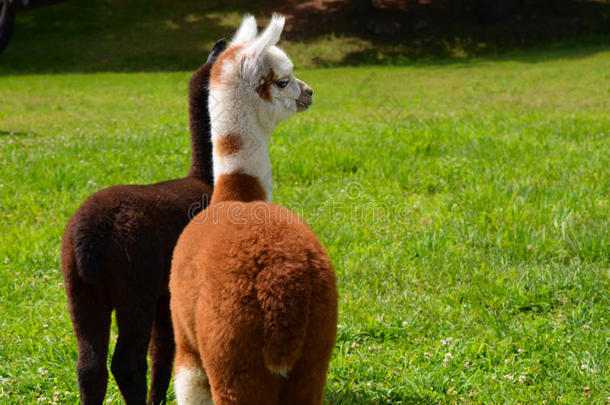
(1, 19, 610, 405)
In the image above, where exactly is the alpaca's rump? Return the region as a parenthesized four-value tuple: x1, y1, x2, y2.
(71, 194, 114, 283)
(172, 202, 337, 383)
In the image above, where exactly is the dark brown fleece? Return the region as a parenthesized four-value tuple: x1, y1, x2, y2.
(60, 39, 226, 405)
(170, 202, 338, 405)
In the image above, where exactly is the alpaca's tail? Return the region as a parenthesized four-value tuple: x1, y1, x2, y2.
(71, 210, 110, 283)
(255, 261, 312, 377)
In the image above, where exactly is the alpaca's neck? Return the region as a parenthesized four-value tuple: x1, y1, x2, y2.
(187, 64, 214, 185)
(209, 91, 273, 204)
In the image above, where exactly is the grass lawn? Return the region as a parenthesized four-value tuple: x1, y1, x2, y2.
(1, 22, 610, 405)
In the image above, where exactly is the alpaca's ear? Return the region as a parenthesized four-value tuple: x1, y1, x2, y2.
(232, 15, 258, 46)
(206, 38, 227, 63)
(241, 14, 285, 83)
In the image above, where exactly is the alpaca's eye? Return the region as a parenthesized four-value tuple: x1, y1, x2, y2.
(275, 79, 290, 89)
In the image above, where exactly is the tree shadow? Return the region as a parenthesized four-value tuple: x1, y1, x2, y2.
(0, 0, 277, 73)
(0, 0, 608, 74)
(288, 0, 610, 66)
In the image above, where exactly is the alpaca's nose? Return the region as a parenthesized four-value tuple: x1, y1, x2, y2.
(303, 86, 313, 97)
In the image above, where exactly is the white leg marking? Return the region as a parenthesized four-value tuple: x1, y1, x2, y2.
(174, 367, 213, 405)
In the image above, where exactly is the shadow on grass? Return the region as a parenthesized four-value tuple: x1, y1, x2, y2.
(290, 0, 609, 64)
(0, 0, 271, 73)
(337, 36, 610, 67)
(0, 0, 608, 74)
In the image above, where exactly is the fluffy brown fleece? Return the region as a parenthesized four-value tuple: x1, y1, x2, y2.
(210, 173, 267, 205)
(170, 196, 337, 405)
(60, 39, 226, 405)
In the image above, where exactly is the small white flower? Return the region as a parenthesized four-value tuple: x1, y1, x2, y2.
(581, 364, 588, 371)
(503, 374, 514, 381)
(517, 348, 524, 354)
(518, 375, 526, 383)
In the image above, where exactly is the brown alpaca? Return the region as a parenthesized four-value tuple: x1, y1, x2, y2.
(60, 39, 226, 405)
(169, 15, 337, 405)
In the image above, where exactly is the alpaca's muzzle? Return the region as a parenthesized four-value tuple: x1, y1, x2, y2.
(296, 79, 313, 111)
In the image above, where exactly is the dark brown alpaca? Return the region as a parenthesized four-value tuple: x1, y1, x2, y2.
(170, 15, 337, 405)
(60, 39, 226, 405)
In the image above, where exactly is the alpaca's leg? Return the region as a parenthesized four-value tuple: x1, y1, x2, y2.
(204, 356, 279, 405)
(65, 276, 112, 405)
(147, 294, 174, 405)
(279, 291, 337, 405)
(173, 324, 212, 405)
(111, 299, 156, 405)
(277, 362, 328, 405)
(199, 315, 280, 405)
(277, 338, 332, 405)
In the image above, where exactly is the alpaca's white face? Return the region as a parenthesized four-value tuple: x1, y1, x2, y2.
(252, 46, 313, 126)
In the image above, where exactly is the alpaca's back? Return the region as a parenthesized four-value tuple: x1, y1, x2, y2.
(170, 201, 337, 405)
(65, 177, 211, 288)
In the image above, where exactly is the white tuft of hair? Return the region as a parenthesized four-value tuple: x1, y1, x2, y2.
(241, 13, 285, 82)
(232, 14, 258, 46)
(174, 367, 213, 405)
